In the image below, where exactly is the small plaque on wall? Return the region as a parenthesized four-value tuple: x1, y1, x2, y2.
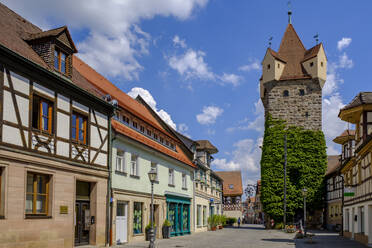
(60, 206, 68, 214)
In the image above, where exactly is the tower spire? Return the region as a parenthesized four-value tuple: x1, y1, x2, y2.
(287, 1, 292, 24)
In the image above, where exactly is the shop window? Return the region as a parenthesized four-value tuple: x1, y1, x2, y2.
(32, 95, 54, 134)
(26, 172, 50, 216)
(203, 206, 207, 226)
(360, 207, 365, 233)
(130, 154, 139, 176)
(168, 169, 174, 186)
(197, 205, 201, 227)
(182, 173, 187, 189)
(116, 149, 125, 172)
(133, 202, 143, 234)
(72, 112, 88, 144)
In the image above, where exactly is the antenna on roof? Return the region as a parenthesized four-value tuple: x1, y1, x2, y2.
(287, 1, 292, 24)
(268, 36, 273, 48)
(314, 33, 319, 45)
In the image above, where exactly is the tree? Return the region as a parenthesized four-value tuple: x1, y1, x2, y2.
(260, 114, 327, 222)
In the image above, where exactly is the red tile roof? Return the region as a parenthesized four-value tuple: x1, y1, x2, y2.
(326, 155, 340, 176)
(73, 56, 177, 141)
(112, 120, 195, 168)
(215, 171, 243, 196)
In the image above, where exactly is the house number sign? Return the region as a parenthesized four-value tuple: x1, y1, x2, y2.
(60, 206, 68, 214)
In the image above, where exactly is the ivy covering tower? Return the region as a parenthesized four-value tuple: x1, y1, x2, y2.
(259, 12, 328, 223)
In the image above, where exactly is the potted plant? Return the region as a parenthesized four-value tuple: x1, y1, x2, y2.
(162, 219, 172, 239)
(145, 221, 156, 241)
(208, 215, 218, 231)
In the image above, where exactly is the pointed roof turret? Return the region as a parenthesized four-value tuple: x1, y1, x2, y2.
(277, 24, 308, 80)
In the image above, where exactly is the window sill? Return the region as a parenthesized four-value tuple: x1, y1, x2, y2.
(25, 215, 52, 219)
(130, 175, 140, 179)
(31, 128, 55, 137)
(71, 140, 89, 147)
(168, 184, 175, 188)
(115, 170, 127, 176)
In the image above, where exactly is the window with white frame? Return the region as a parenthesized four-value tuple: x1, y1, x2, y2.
(130, 154, 139, 176)
(182, 173, 187, 189)
(151, 162, 158, 181)
(168, 169, 174, 185)
(116, 149, 125, 172)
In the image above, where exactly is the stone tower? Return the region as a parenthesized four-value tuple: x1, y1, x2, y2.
(260, 23, 327, 130)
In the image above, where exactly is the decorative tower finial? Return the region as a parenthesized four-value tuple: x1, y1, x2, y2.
(314, 33, 319, 45)
(268, 36, 273, 48)
(287, 1, 292, 24)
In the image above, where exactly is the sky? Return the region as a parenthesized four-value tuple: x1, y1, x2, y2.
(2, 0, 370, 193)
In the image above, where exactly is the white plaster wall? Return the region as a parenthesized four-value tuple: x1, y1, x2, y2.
(72, 101, 88, 114)
(33, 82, 55, 98)
(16, 95, 29, 127)
(3, 90, 17, 123)
(95, 111, 108, 128)
(90, 125, 101, 149)
(94, 152, 107, 167)
(56, 141, 69, 157)
(57, 94, 70, 112)
(2, 124, 23, 147)
(90, 150, 96, 162)
(57, 112, 70, 139)
(9, 71, 30, 93)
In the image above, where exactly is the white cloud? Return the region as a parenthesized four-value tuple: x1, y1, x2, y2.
(177, 123, 191, 138)
(322, 94, 347, 155)
(226, 100, 265, 133)
(238, 60, 261, 72)
(167, 37, 242, 86)
(127, 87, 177, 129)
(218, 73, 242, 87)
(173, 35, 187, 48)
(338, 52, 353, 69)
(168, 49, 215, 80)
(196, 106, 223, 125)
(212, 137, 263, 188)
(4, 0, 209, 80)
(337, 37, 352, 51)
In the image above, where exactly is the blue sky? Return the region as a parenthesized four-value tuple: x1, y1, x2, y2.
(2, 0, 369, 188)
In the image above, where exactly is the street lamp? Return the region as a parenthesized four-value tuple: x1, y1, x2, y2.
(148, 167, 157, 248)
(302, 188, 308, 236)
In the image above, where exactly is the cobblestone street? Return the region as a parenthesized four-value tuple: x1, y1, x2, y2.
(118, 224, 295, 248)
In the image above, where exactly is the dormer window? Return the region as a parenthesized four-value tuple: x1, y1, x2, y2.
(54, 49, 66, 73)
(310, 62, 314, 67)
(277, 63, 280, 68)
(321, 62, 324, 67)
(267, 64, 271, 70)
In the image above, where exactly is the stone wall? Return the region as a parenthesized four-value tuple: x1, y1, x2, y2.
(262, 79, 322, 131)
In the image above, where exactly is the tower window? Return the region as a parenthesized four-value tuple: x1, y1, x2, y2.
(277, 63, 280, 68)
(305, 112, 309, 118)
(267, 64, 271, 70)
(321, 62, 324, 67)
(310, 62, 314, 67)
(283, 90, 289, 97)
(299, 89, 305, 96)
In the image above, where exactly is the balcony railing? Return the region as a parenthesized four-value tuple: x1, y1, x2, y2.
(223, 204, 242, 211)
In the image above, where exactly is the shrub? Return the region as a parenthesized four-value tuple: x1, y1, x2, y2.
(163, 219, 171, 227)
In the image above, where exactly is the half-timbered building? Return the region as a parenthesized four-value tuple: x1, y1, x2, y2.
(324, 155, 343, 231)
(0, 3, 114, 247)
(339, 92, 372, 246)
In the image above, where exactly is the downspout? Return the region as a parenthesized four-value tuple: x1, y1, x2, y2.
(106, 116, 115, 247)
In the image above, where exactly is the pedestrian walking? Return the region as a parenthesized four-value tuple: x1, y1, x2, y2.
(238, 217, 241, 228)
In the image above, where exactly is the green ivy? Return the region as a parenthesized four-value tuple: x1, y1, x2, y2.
(260, 114, 327, 222)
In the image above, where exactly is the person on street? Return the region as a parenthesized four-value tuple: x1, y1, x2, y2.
(238, 217, 241, 228)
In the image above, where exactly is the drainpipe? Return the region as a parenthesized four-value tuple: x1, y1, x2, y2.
(106, 117, 115, 247)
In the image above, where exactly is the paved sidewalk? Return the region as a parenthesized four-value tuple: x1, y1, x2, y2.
(295, 230, 366, 248)
(115, 224, 295, 248)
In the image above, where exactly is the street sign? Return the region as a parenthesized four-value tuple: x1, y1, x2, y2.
(344, 187, 355, 197)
